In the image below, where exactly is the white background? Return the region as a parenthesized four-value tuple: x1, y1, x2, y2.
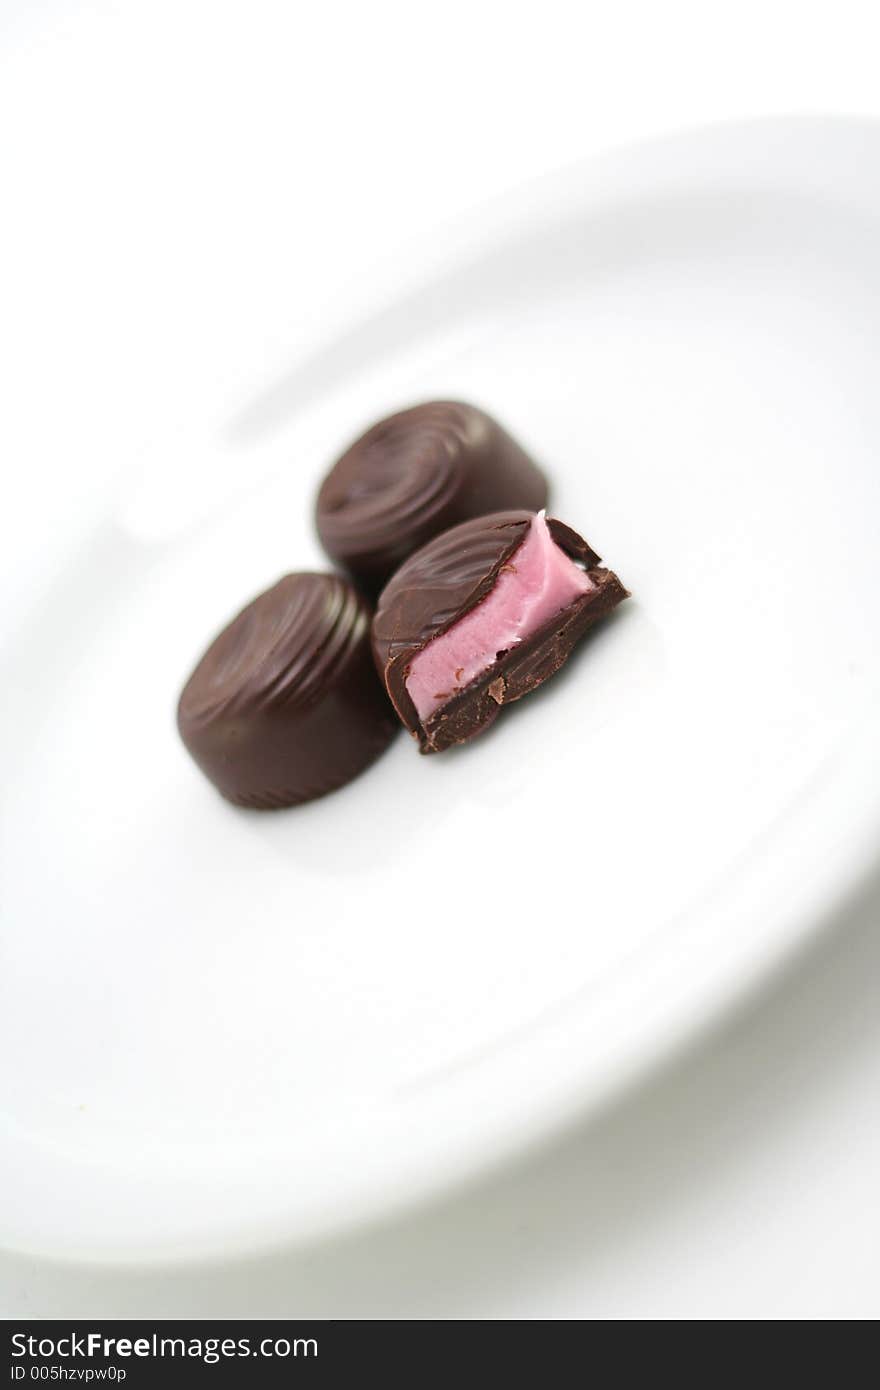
(2, 0, 879, 1319)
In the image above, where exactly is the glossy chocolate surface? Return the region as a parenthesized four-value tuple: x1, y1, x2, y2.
(372, 511, 628, 753)
(316, 401, 548, 591)
(178, 573, 397, 806)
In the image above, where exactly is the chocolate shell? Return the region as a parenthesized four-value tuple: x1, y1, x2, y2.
(372, 511, 628, 753)
(177, 573, 397, 807)
(315, 401, 548, 592)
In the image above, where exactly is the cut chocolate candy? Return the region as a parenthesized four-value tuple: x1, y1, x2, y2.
(177, 573, 397, 807)
(315, 401, 548, 592)
(372, 511, 629, 753)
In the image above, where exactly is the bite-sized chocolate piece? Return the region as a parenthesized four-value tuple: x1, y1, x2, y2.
(372, 511, 628, 753)
(316, 401, 548, 592)
(177, 573, 397, 807)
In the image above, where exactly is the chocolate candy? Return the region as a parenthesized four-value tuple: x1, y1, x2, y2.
(315, 401, 548, 592)
(177, 573, 397, 807)
(372, 511, 628, 753)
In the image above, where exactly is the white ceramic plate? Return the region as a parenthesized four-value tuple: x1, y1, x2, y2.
(2, 118, 880, 1261)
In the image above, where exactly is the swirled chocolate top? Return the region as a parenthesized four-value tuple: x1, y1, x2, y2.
(178, 572, 397, 806)
(316, 402, 548, 591)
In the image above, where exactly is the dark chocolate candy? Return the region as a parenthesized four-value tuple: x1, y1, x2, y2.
(372, 511, 628, 753)
(177, 573, 397, 807)
(315, 401, 548, 592)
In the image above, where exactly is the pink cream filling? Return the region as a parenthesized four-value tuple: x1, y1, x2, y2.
(405, 512, 595, 722)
